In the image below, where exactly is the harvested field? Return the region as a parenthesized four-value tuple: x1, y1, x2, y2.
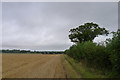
(0, 54, 2, 79)
(2, 54, 67, 78)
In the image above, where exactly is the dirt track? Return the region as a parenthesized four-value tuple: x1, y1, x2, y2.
(2, 54, 67, 78)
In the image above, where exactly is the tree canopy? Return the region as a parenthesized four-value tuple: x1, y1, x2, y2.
(69, 22, 109, 43)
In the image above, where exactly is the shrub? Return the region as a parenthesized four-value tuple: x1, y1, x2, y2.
(106, 30, 120, 77)
(65, 29, 120, 77)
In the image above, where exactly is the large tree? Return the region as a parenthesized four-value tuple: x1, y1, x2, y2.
(69, 22, 109, 43)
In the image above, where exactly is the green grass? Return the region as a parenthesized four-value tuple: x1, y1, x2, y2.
(64, 54, 109, 78)
(62, 55, 81, 78)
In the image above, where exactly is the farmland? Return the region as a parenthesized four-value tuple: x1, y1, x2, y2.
(2, 54, 68, 78)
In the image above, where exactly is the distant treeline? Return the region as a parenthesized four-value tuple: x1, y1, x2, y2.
(1, 49, 64, 54)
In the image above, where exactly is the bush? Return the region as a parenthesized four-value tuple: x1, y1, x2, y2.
(65, 29, 120, 77)
(65, 41, 111, 69)
(106, 30, 120, 77)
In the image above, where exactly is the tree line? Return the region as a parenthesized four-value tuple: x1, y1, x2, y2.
(65, 22, 120, 77)
(1, 49, 64, 54)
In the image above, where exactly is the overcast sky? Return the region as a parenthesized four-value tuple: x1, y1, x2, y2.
(2, 2, 118, 51)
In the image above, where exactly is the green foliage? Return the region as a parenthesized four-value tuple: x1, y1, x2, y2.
(65, 55, 108, 78)
(65, 22, 120, 77)
(106, 29, 120, 77)
(65, 41, 111, 70)
(69, 22, 109, 43)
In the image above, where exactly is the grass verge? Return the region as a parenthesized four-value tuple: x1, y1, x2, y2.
(62, 55, 81, 78)
(64, 54, 109, 78)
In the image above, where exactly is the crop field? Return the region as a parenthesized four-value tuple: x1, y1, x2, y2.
(2, 54, 67, 78)
(0, 54, 2, 78)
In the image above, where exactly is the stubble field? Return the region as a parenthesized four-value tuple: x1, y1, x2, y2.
(2, 54, 67, 78)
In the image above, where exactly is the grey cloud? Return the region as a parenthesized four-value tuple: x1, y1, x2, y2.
(2, 2, 118, 51)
